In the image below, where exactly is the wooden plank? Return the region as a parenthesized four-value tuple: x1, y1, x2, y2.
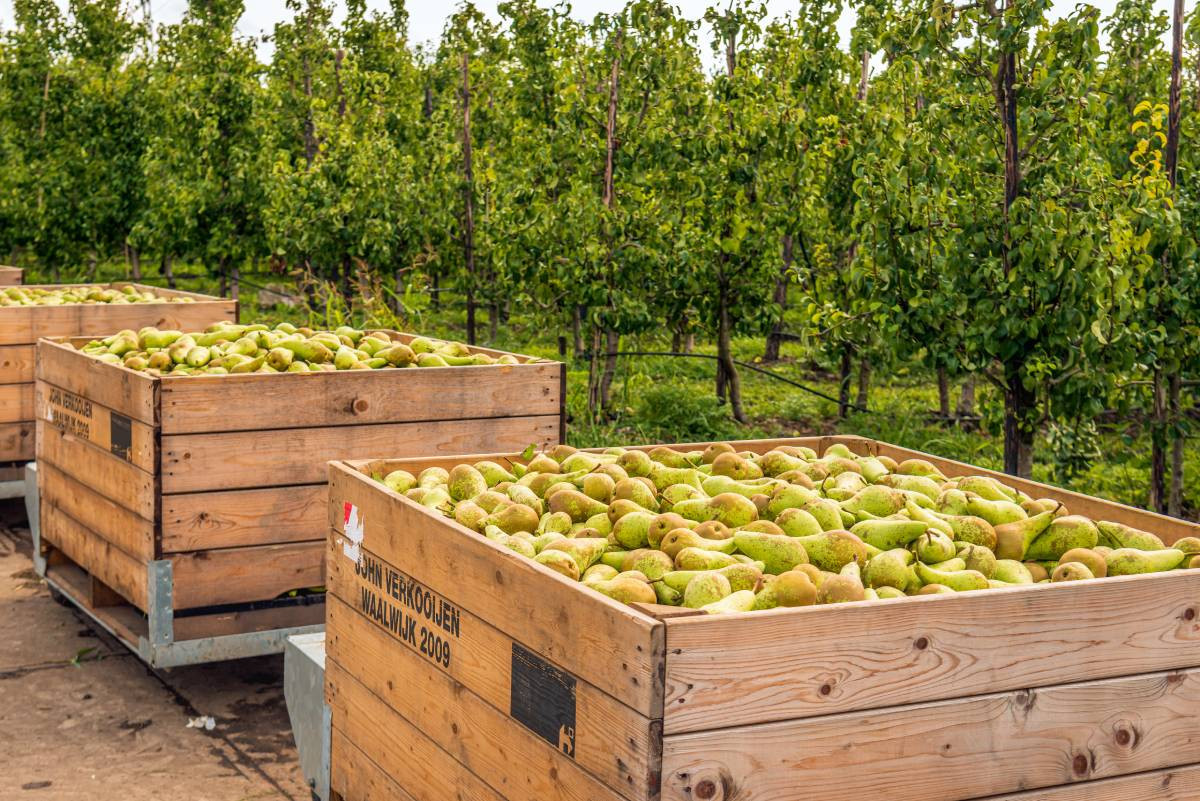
(40, 503, 148, 611)
(326, 669, 512, 801)
(0, 294, 234, 345)
(661, 667, 1200, 801)
(169, 540, 324, 610)
(328, 463, 664, 718)
(43, 560, 145, 646)
(35, 340, 158, 424)
(37, 419, 156, 520)
(161, 485, 326, 552)
(163, 415, 560, 493)
(37, 381, 156, 472)
(172, 599, 326, 641)
(326, 556, 660, 800)
(328, 595, 649, 801)
(981, 763, 1200, 800)
(159, 362, 563, 433)
(0, 420, 33, 461)
(0, 345, 34, 384)
(662, 571, 1200, 734)
(330, 728, 419, 801)
(0, 383, 32, 422)
(40, 460, 155, 561)
(0, 266, 22, 286)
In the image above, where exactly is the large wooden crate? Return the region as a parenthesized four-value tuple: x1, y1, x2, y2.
(1, 282, 233, 462)
(35, 335, 564, 661)
(0, 266, 22, 286)
(325, 435, 1200, 801)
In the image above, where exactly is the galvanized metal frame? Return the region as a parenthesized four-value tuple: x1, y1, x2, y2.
(25, 462, 324, 668)
(285, 631, 331, 801)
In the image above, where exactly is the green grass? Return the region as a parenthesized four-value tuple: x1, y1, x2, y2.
(30, 259, 1197, 519)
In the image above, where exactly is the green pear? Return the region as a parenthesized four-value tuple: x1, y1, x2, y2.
(1025, 515, 1100, 561)
(417, 467, 449, 489)
(864, 549, 914, 591)
(1096, 520, 1166, 551)
(703, 475, 782, 501)
(839, 485, 908, 518)
(652, 581, 683, 605)
(732, 532, 809, 575)
(876, 586, 907, 600)
(582, 564, 619, 584)
(534, 549, 581, 581)
(486, 503, 540, 535)
(936, 488, 972, 516)
(448, 464, 488, 501)
(1057, 548, 1107, 578)
(1051, 562, 1095, 582)
(711, 451, 763, 481)
(1173, 537, 1200, 558)
(905, 500, 955, 537)
(856, 456, 892, 483)
(775, 508, 823, 538)
(794, 530, 869, 572)
(958, 475, 1018, 502)
(606, 499, 647, 524)
(701, 442, 737, 464)
(957, 543, 997, 578)
(662, 563, 763, 594)
(816, 572, 866, 604)
(740, 520, 785, 535)
(618, 549, 673, 582)
(453, 500, 489, 532)
(648, 513, 693, 549)
(383, 470, 416, 494)
(1105, 548, 1186, 576)
(801, 497, 845, 532)
(648, 446, 699, 468)
(693, 520, 733, 540)
(918, 584, 956, 596)
(752, 571, 818, 609)
(589, 576, 656, 605)
(914, 562, 989, 592)
(505, 485, 543, 515)
(894, 458, 946, 480)
(993, 509, 1057, 560)
(701, 589, 757, 614)
(582, 473, 617, 503)
(683, 572, 732, 608)
(542, 537, 609, 573)
(993, 559, 1035, 584)
(850, 518, 928, 550)
(662, 483, 705, 506)
(927, 557, 967, 572)
(967, 496, 1028, 526)
(648, 465, 704, 491)
(616, 450, 654, 477)
(659, 529, 737, 559)
(673, 493, 758, 528)
(548, 489, 608, 523)
(674, 547, 739, 571)
(610, 511, 656, 550)
(913, 531, 957, 564)
(613, 477, 658, 510)
(756, 449, 808, 477)
(875, 474, 942, 501)
(936, 514, 998, 550)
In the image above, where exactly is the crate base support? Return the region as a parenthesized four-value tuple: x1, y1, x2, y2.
(27, 463, 324, 668)
(286, 631, 331, 801)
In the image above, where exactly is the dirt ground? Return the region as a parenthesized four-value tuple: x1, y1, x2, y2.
(0, 499, 314, 801)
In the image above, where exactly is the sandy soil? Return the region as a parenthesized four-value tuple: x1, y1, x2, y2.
(0, 499, 313, 801)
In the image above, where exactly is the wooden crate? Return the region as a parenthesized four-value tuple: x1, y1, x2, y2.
(0, 266, 22, 286)
(325, 435, 1200, 801)
(1, 282, 233, 463)
(35, 335, 564, 656)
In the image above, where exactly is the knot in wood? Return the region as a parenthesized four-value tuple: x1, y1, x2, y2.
(695, 779, 717, 800)
(351, 398, 370, 415)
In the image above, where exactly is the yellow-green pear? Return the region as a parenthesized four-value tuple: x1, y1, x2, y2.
(913, 531, 956, 564)
(914, 561, 989, 591)
(454, 500, 489, 532)
(816, 572, 866, 604)
(589, 576, 656, 605)
(659, 529, 737, 559)
(620, 549, 675, 581)
(582, 564, 619, 583)
(1025, 515, 1100, 561)
(1105, 548, 1186, 576)
(958, 475, 1018, 501)
(674, 547, 739, 571)
(752, 571, 817, 609)
(684, 572, 732, 608)
(534, 549, 581, 581)
(840, 485, 907, 518)
(486, 503, 540, 535)
(711, 451, 763, 480)
(850, 518, 928, 550)
(648, 513, 692, 548)
(957, 543, 997, 578)
(448, 464, 488, 501)
(894, 458, 946, 481)
(775, 508, 823, 538)
(1096, 520, 1166, 551)
(993, 509, 1057, 560)
(732, 531, 809, 574)
(1051, 562, 1095, 582)
(548, 489, 609, 523)
(610, 511, 656, 550)
(966, 496, 1028, 526)
(863, 549, 914, 591)
(793, 530, 869, 572)
(993, 559, 1035, 584)
(935, 514, 998, 550)
(700, 589, 756, 614)
(875, 473, 942, 501)
(542, 537, 608, 573)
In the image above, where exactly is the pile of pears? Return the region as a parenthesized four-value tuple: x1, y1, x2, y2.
(381, 442, 1200, 614)
(78, 322, 525, 376)
(2, 285, 195, 306)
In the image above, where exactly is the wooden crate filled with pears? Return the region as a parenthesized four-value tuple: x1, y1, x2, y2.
(325, 435, 1200, 801)
(34, 321, 563, 663)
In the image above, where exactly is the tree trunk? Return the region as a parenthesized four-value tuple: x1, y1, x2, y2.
(162, 253, 174, 289)
(393, 265, 404, 317)
(937, 367, 950, 418)
(86, 252, 98, 281)
(600, 329, 619, 410)
(460, 52, 477, 346)
(430, 270, 440, 309)
(856, 357, 870, 412)
(1150, 369, 1168, 514)
(572, 306, 584, 359)
(586, 325, 602, 418)
(838, 347, 852, 419)
(1165, 0, 1183, 185)
(1002, 362, 1035, 478)
(217, 261, 227, 298)
(129, 246, 141, 281)
(489, 302, 499, 341)
(764, 234, 792, 362)
(998, 48, 1020, 277)
(1168, 373, 1184, 517)
(683, 333, 694, 354)
(671, 328, 682, 353)
(717, 286, 745, 422)
(230, 260, 240, 307)
(957, 376, 976, 417)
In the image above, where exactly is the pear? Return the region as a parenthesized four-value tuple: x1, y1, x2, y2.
(662, 563, 763, 594)
(1022, 498, 1065, 516)
(918, 584, 956, 596)
(599, 550, 630, 570)
(993, 559, 1035, 585)
(662, 483, 705, 506)
(1024, 562, 1050, 582)
(741, 520, 785, 535)
(957, 475, 1018, 501)
(548, 489, 608, 523)
(711, 451, 763, 481)
(801, 497, 845, 532)
(756, 449, 808, 477)
(542, 537, 608, 573)
(914, 562, 989, 592)
(1025, 515, 1100, 561)
(1106, 548, 1186, 576)
(659, 529, 736, 559)
(856, 457, 892, 483)
(694, 520, 733, 540)
(863, 549, 914, 591)
(850, 518, 928, 550)
(765, 484, 820, 517)
(936, 514, 998, 550)
(648, 465, 704, 491)
(822, 471, 867, 500)
(506, 485, 543, 514)
(594, 463, 629, 483)
(905, 500, 955, 537)
(957, 543, 997, 578)
(652, 581, 683, 605)
(702, 475, 779, 500)
(582, 564, 619, 583)
(993, 509, 1057, 560)
(648, 446, 699, 468)
(752, 571, 818, 609)
(775, 508, 823, 538)
(732, 532, 809, 575)
(840, 485, 908, 518)
(582, 473, 617, 503)
(701, 589, 757, 614)
(875, 474, 942, 501)
(559, 452, 602, 473)
(1051, 562, 1095, 582)
(967, 496, 1028, 526)
(610, 511, 656, 550)
(607, 498, 647, 523)
(1174, 537, 1200, 558)
(383, 470, 416, 494)
(1189, 555, 1200, 570)
(534, 549, 581, 581)
(1057, 548, 1107, 578)
(793, 530, 869, 572)
(448, 464, 488, 501)
(913, 531, 957, 565)
(876, 586, 907, 600)
(816, 573, 866, 605)
(417, 467, 449, 489)
(674, 547, 739, 571)
(648, 513, 693, 549)
(589, 576, 656, 605)
(613, 477, 658, 510)
(1096, 520, 1166, 551)
(526, 453, 561, 474)
(486, 503, 540, 535)
(673, 493, 758, 528)
(928, 558, 967, 572)
(683, 572, 732, 609)
(701, 442, 736, 464)
(895, 458, 946, 480)
(936, 489, 971, 516)
(453, 500, 489, 532)
(616, 450, 654, 477)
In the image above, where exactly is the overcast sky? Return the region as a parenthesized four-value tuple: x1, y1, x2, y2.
(0, 0, 1178, 67)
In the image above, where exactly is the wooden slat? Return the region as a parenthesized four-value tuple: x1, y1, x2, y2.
(159, 362, 563, 433)
(329, 463, 664, 718)
(662, 571, 1200, 734)
(40, 460, 155, 561)
(327, 554, 660, 800)
(327, 666, 511, 801)
(0, 266, 22, 286)
(161, 485, 326, 552)
(0, 294, 233, 345)
(0, 383, 32, 422)
(36, 381, 156, 472)
(0, 345, 34, 383)
(37, 419, 156, 520)
(982, 763, 1200, 800)
(173, 600, 326, 641)
(35, 341, 158, 424)
(163, 415, 560, 493)
(661, 668, 1200, 801)
(0, 420, 33, 461)
(330, 728, 419, 801)
(40, 503, 148, 611)
(169, 540, 324, 610)
(43, 560, 145, 646)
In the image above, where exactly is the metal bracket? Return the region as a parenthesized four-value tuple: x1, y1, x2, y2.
(285, 632, 331, 801)
(146, 560, 175, 647)
(25, 463, 44, 576)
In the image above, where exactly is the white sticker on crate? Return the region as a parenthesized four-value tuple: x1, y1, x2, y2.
(343, 502, 364, 564)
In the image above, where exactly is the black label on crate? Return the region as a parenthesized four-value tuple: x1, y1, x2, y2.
(109, 413, 132, 461)
(510, 643, 576, 758)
